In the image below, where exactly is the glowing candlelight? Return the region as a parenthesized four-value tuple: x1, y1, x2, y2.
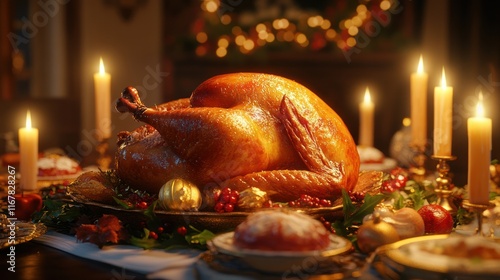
(359, 87, 374, 147)
(410, 55, 428, 147)
(19, 110, 39, 191)
(94, 57, 111, 140)
(467, 93, 492, 205)
(433, 68, 453, 156)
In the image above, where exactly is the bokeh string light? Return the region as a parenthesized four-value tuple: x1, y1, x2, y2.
(191, 0, 395, 58)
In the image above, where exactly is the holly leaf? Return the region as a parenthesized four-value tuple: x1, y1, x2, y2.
(345, 193, 385, 225)
(392, 192, 405, 210)
(32, 199, 86, 233)
(112, 196, 133, 210)
(335, 190, 385, 239)
(129, 228, 159, 249)
(144, 200, 158, 220)
(341, 189, 356, 221)
(409, 189, 426, 210)
(185, 226, 215, 247)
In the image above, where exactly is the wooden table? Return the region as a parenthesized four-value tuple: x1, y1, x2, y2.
(0, 242, 147, 280)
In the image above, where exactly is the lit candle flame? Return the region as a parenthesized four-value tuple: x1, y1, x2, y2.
(417, 55, 424, 73)
(440, 67, 447, 88)
(476, 92, 484, 118)
(25, 110, 32, 129)
(99, 57, 106, 75)
(364, 87, 371, 103)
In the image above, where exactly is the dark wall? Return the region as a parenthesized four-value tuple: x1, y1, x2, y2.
(448, 0, 500, 186)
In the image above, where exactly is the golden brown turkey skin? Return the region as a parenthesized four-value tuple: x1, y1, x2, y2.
(115, 73, 360, 202)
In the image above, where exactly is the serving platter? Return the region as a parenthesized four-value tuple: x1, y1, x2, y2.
(79, 200, 344, 233)
(209, 231, 353, 273)
(375, 234, 500, 279)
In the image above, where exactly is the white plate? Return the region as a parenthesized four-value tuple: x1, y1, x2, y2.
(210, 232, 352, 273)
(378, 234, 500, 278)
(360, 158, 397, 172)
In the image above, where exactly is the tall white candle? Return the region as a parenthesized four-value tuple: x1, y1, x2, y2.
(94, 57, 111, 140)
(359, 87, 374, 147)
(467, 93, 492, 205)
(19, 111, 39, 191)
(433, 68, 453, 156)
(410, 55, 428, 147)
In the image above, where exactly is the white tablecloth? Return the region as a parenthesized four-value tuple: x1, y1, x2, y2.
(34, 230, 211, 279)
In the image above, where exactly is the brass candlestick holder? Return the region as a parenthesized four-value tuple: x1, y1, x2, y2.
(462, 199, 495, 236)
(409, 143, 427, 182)
(431, 155, 457, 215)
(96, 137, 112, 170)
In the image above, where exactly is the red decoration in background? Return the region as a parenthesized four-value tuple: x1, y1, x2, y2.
(75, 214, 128, 248)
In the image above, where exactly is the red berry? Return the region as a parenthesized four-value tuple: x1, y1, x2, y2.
(289, 195, 332, 208)
(395, 174, 407, 185)
(221, 194, 230, 203)
(221, 187, 231, 196)
(320, 199, 331, 207)
(177, 226, 187, 236)
(229, 195, 238, 204)
(263, 200, 273, 208)
(149, 231, 158, 240)
(157, 226, 164, 234)
(224, 203, 234, 212)
(214, 202, 225, 213)
(136, 201, 148, 209)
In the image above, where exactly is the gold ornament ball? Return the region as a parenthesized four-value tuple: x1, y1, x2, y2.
(357, 213, 400, 254)
(158, 179, 202, 211)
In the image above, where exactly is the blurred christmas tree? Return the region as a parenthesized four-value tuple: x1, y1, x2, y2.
(181, 0, 408, 60)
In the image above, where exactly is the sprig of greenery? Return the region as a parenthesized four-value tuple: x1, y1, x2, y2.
(32, 199, 88, 233)
(32, 195, 215, 250)
(332, 189, 385, 239)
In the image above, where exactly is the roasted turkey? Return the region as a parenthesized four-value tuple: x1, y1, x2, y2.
(114, 73, 360, 202)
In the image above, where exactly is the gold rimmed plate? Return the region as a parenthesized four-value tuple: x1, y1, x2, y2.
(209, 232, 353, 273)
(376, 234, 500, 279)
(0, 221, 47, 249)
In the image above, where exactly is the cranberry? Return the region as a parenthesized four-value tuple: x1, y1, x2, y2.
(288, 194, 332, 208)
(149, 231, 158, 240)
(214, 202, 225, 213)
(213, 187, 239, 212)
(262, 200, 273, 208)
(136, 201, 148, 209)
(224, 204, 234, 212)
(177, 226, 187, 236)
